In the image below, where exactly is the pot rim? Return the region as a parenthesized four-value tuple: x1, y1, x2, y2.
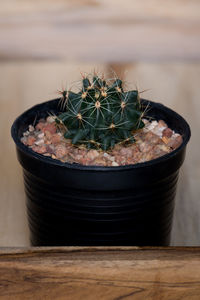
(11, 98, 191, 172)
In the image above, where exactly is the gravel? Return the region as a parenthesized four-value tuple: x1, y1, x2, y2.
(21, 117, 183, 166)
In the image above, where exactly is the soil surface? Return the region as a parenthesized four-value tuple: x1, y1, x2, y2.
(21, 116, 183, 166)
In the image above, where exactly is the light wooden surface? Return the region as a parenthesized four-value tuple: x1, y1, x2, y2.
(0, 0, 200, 246)
(0, 247, 200, 299)
(0, 0, 200, 62)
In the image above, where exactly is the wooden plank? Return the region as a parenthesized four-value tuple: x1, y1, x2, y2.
(0, 0, 200, 61)
(0, 247, 200, 299)
(1, 61, 199, 247)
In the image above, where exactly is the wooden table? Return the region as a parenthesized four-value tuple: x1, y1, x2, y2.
(0, 247, 200, 299)
(0, 0, 200, 62)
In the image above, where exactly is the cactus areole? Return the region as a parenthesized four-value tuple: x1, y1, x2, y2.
(56, 75, 145, 150)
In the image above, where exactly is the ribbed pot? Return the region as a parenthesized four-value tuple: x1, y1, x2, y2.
(11, 99, 191, 246)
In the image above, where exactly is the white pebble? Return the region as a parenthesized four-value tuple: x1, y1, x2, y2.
(76, 155, 82, 160)
(109, 156, 115, 162)
(103, 153, 115, 161)
(37, 132, 44, 139)
(86, 150, 99, 160)
(142, 118, 149, 124)
(23, 130, 30, 136)
(47, 116, 56, 123)
(35, 139, 44, 146)
(152, 125, 166, 138)
(147, 120, 158, 131)
(43, 153, 51, 157)
(21, 137, 27, 144)
(112, 161, 119, 166)
(29, 125, 35, 132)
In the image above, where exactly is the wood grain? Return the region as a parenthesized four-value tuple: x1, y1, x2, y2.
(0, 247, 200, 299)
(0, 0, 200, 62)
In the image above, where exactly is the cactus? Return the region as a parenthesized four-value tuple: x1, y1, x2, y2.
(56, 74, 145, 150)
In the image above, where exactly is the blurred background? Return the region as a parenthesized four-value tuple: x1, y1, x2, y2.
(0, 0, 200, 246)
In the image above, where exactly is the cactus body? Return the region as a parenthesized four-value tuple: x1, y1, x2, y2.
(56, 75, 145, 150)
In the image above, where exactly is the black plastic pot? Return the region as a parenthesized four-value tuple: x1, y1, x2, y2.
(11, 98, 191, 246)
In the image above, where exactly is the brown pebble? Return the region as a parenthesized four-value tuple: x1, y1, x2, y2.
(32, 145, 47, 154)
(153, 144, 169, 158)
(158, 120, 167, 128)
(27, 136, 36, 146)
(78, 149, 87, 156)
(116, 155, 126, 165)
(142, 152, 155, 162)
(167, 135, 183, 149)
(42, 123, 57, 134)
(51, 134, 61, 144)
(91, 156, 107, 166)
(138, 142, 153, 153)
(55, 144, 68, 158)
(162, 128, 173, 138)
(162, 136, 169, 144)
(120, 147, 133, 157)
(86, 150, 99, 160)
(45, 131, 52, 140)
(132, 145, 142, 161)
(75, 154, 83, 160)
(144, 131, 161, 144)
(36, 122, 46, 131)
(79, 158, 87, 165)
(46, 144, 55, 154)
(37, 145, 47, 154)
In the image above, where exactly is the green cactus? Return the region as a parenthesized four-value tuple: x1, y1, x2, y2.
(56, 74, 145, 150)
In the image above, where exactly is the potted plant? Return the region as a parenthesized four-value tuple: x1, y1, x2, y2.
(11, 73, 191, 246)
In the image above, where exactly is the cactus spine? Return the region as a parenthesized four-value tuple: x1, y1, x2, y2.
(56, 74, 145, 150)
